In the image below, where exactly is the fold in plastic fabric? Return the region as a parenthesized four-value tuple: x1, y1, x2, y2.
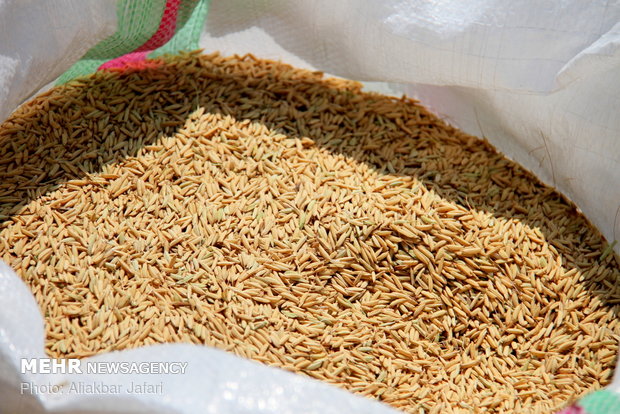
(0, 0, 117, 123)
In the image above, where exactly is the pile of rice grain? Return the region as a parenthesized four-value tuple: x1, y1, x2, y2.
(1, 52, 619, 413)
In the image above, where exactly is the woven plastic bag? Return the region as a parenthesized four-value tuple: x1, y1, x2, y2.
(1, 1, 620, 413)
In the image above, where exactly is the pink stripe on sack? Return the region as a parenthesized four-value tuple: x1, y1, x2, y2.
(100, 0, 181, 70)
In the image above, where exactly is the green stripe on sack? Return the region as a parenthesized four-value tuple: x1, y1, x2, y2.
(580, 390, 620, 414)
(56, 0, 168, 84)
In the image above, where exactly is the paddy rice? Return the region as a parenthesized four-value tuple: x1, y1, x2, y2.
(0, 51, 619, 413)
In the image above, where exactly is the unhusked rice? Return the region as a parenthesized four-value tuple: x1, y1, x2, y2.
(1, 51, 619, 413)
